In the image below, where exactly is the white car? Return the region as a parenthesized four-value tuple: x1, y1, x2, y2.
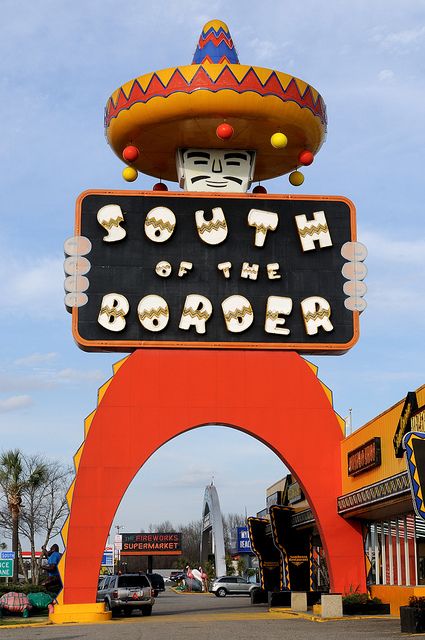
(211, 576, 261, 597)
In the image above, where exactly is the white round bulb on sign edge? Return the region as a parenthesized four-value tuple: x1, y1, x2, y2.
(343, 280, 367, 297)
(341, 241, 368, 262)
(64, 256, 91, 276)
(64, 292, 89, 308)
(341, 261, 368, 281)
(64, 275, 90, 293)
(344, 297, 367, 312)
(64, 236, 92, 256)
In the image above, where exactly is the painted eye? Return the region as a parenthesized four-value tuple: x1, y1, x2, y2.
(225, 161, 241, 166)
(194, 160, 208, 165)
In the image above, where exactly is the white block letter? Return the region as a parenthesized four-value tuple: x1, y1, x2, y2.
(137, 295, 169, 332)
(218, 262, 232, 278)
(98, 293, 129, 332)
(155, 261, 172, 277)
(295, 211, 332, 252)
(222, 295, 254, 333)
(301, 296, 334, 335)
(179, 294, 212, 334)
(178, 261, 193, 277)
(195, 207, 228, 245)
(241, 262, 259, 280)
(267, 263, 281, 279)
(248, 209, 278, 247)
(265, 297, 292, 335)
(97, 205, 126, 242)
(145, 207, 176, 243)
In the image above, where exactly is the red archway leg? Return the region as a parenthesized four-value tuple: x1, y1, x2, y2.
(57, 350, 366, 609)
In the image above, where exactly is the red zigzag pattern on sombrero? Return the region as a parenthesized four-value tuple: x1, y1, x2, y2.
(104, 66, 327, 127)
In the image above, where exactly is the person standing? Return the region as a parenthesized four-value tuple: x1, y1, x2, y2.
(41, 544, 62, 593)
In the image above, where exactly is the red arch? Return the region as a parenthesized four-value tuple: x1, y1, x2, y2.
(60, 350, 365, 604)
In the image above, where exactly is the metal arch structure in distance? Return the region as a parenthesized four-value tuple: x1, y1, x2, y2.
(200, 483, 226, 577)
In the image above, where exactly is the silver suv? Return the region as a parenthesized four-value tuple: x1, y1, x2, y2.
(97, 573, 155, 616)
(211, 575, 260, 597)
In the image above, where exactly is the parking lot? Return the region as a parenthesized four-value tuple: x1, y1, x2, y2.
(0, 588, 403, 640)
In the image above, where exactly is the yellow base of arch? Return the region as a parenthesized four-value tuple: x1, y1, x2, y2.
(49, 603, 111, 624)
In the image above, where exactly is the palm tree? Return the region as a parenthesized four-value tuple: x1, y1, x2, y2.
(0, 450, 48, 582)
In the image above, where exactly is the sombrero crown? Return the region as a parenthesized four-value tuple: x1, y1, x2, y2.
(105, 20, 327, 183)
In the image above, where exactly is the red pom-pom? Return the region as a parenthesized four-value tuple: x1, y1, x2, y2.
(253, 185, 267, 194)
(122, 145, 140, 162)
(216, 123, 234, 140)
(298, 150, 314, 166)
(153, 182, 168, 191)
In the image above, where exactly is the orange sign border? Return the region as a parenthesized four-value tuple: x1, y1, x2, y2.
(72, 190, 359, 354)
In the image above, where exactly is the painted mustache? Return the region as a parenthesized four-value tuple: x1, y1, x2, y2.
(191, 175, 243, 185)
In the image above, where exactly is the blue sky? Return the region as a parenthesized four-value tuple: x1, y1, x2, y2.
(0, 1, 424, 540)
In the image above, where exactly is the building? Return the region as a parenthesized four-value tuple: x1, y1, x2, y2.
(253, 383, 425, 614)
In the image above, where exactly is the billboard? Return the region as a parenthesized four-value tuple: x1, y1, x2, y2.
(69, 191, 360, 354)
(121, 532, 182, 556)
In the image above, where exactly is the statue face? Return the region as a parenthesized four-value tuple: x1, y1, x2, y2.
(177, 148, 256, 193)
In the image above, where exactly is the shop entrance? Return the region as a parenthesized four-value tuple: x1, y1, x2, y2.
(55, 349, 366, 610)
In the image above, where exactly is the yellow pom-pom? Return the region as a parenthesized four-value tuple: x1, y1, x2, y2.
(270, 132, 288, 149)
(122, 166, 138, 182)
(289, 170, 304, 186)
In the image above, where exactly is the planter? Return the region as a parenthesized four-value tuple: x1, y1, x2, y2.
(268, 591, 291, 607)
(250, 588, 268, 604)
(400, 606, 425, 633)
(343, 602, 390, 616)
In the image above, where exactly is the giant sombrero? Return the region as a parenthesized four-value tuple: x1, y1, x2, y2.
(105, 19, 327, 184)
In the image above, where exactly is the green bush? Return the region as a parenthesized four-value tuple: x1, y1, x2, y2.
(342, 592, 382, 605)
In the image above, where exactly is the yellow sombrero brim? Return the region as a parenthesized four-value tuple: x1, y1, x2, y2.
(105, 62, 327, 182)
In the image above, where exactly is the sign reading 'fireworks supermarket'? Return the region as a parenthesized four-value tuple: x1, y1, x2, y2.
(121, 532, 182, 556)
(69, 190, 361, 353)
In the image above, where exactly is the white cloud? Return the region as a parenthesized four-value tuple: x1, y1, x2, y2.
(378, 69, 394, 82)
(55, 368, 105, 383)
(14, 352, 58, 366)
(0, 252, 63, 320)
(371, 25, 425, 51)
(0, 395, 33, 413)
(361, 230, 425, 266)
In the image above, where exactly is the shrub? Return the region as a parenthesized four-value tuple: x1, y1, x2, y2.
(409, 597, 425, 609)
(342, 592, 382, 605)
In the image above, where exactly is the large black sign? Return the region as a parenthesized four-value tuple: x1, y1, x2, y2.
(393, 392, 419, 458)
(270, 505, 311, 591)
(72, 190, 357, 352)
(348, 437, 381, 476)
(247, 517, 283, 591)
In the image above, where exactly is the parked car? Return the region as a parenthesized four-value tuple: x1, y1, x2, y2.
(146, 573, 165, 595)
(97, 573, 155, 616)
(210, 576, 261, 597)
(169, 570, 185, 582)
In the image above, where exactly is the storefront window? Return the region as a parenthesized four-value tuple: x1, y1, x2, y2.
(365, 514, 419, 586)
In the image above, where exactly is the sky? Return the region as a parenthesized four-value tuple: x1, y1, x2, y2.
(0, 0, 424, 544)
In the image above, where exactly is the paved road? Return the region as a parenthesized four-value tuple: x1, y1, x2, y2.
(1, 589, 402, 640)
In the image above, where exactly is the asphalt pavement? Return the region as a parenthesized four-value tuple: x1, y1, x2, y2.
(0, 588, 403, 640)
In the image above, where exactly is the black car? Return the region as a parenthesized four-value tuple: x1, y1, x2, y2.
(146, 573, 165, 595)
(169, 571, 185, 582)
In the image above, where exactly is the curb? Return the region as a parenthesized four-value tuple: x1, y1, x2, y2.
(269, 608, 398, 623)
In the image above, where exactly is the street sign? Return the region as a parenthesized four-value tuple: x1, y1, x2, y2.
(0, 551, 15, 559)
(0, 559, 14, 577)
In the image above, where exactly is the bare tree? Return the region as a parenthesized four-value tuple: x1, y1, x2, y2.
(0, 453, 72, 584)
(222, 512, 246, 554)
